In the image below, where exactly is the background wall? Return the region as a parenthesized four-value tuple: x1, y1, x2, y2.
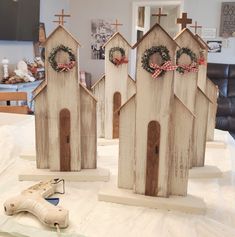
(0, 0, 69, 66)
(69, 0, 235, 82)
(0, 0, 235, 82)
(184, 0, 235, 65)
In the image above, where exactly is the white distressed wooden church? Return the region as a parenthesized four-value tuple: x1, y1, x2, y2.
(33, 25, 97, 172)
(92, 32, 136, 139)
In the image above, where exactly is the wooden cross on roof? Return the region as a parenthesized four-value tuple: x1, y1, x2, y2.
(177, 12, 192, 30)
(53, 9, 71, 26)
(111, 19, 123, 32)
(152, 8, 168, 24)
(190, 21, 202, 34)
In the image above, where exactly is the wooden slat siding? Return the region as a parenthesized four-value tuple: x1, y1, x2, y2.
(32, 80, 47, 100)
(192, 90, 209, 167)
(197, 53, 207, 93)
(174, 29, 201, 169)
(46, 27, 81, 171)
(104, 33, 130, 139)
(118, 95, 136, 189)
(145, 121, 160, 196)
(170, 97, 193, 196)
(80, 85, 97, 169)
(92, 76, 105, 138)
(174, 30, 200, 113)
(127, 75, 136, 99)
(195, 33, 209, 93)
(60, 109, 71, 171)
(0, 92, 27, 101)
(0, 106, 28, 114)
(134, 26, 176, 197)
(207, 102, 218, 141)
(113, 92, 121, 138)
(35, 88, 49, 169)
(206, 79, 218, 141)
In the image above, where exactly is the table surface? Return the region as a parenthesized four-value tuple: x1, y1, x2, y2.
(0, 112, 235, 237)
(0, 80, 43, 89)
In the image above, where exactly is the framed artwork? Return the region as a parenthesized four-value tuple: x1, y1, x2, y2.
(220, 2, 235, 37)
(91, 19, 115, 60)
(207, 40, 222, 53)
(201, 28, 216, 39)
(138, 7, 145, 28)
(33, 22, 46, 59)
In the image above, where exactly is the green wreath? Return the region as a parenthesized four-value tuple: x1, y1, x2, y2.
(141, 45, 171, 77)
(176, 47, 198, 74)
(48, 44, 76, 72)
(109, 47, 128, 66)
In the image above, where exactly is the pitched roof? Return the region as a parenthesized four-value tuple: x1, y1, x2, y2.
(132, 23, 179, 49)
(197, 86, 213, 103)
(33, 80, 47, 100)
(128, 74, 135, 83)
(195, 34, 210, 50)
(174, 28, 205, 49)
(118, 93, 136, 112)
(33, 80, 97, 102)
(44, 25, 81, 47)
(91, 74, 105, 89)
(102, 32, 131, 48)
(80, 83, 97, 102)
(174, 94, 195, 117)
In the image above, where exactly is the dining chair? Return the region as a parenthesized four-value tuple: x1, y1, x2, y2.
(0, 92, 29, 114)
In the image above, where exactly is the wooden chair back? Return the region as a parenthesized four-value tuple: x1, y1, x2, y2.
(0, 92, 29, 114)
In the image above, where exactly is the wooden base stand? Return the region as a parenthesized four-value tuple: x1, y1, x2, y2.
(189, 165, 222, 179)
(97, 138, 119, 146)
(206, 141, 227, 149)
(20, 152, 36, 160)
(98, 187, 206, 215)
(19, 167, 110, 182)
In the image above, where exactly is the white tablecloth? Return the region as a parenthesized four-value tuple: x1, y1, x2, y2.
(0, 113, 235, 237)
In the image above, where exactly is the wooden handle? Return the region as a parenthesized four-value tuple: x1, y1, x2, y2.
(4, 194, 69, 228)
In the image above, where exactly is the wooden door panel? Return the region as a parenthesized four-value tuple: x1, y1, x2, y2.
(145, 121, 160, 196)
(113, 92, 121, 138)
(60, 108, 71, 171)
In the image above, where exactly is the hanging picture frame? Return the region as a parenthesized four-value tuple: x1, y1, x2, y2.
(33, 22, 46, 59)
(138, 7, 145, 28)
(219, 2, 235, 37)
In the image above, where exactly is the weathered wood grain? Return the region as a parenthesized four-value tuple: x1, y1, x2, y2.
(145, 121, 160, 196)
(80, 84, 97, 169)
(206, 79, 218, 141)
(60, 108, 71, 171)
(45, 26, 81, 171)
(134, 25, 177, 197)
(192, 89, 209, 167)
(113, 92, 121, 138)
(104, 33, 131, 139)
(92, 75, 105, 138)
(118, 94, 136, 189)
(170, 96, 194, 196)
(34, 88, 49, 169)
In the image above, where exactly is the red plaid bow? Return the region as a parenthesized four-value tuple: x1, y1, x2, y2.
(150, 61, 177, 79)
(113, 57, 129, 66)
(57, 61, 76, 72)
(198, 57, 206, 66)
(179, 63, 199, 73)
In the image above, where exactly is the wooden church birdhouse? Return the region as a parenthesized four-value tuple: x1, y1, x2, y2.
(33, 25, 97, 172)
(174, 28, 211, 168)
(118, 24, 194, 198)
(92, 32, 136, 139)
